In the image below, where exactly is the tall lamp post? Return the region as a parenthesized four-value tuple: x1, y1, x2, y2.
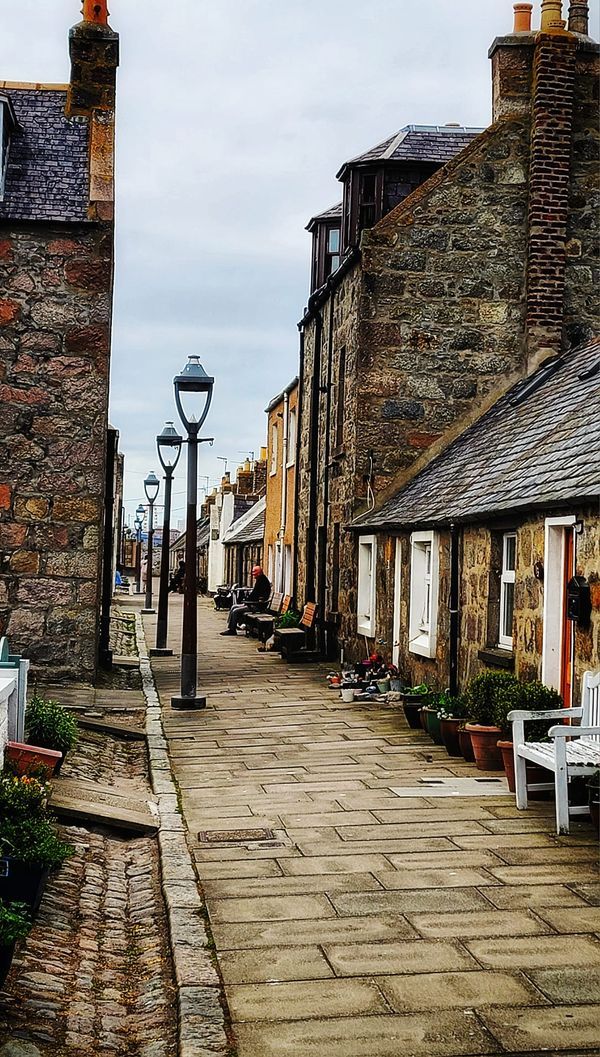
(150, 422, 183, 657)
(134, 505, 144, 593)
(142, 471, 160, 614)
(171, 355, 214, 710)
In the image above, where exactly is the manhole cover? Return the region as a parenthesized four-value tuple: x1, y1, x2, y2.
(198, 828, 275, 843)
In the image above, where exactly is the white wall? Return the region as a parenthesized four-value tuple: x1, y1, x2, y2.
(0, 672, 18, 759)
(208, 492, 237, 592)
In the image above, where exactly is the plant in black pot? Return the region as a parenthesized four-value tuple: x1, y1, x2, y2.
(496, 681, 560, 795)
(400, 683, 430, 730)
(436, 693, 468, 757)
(25, 696, 78, 772)
(465, 671, 520, 770)
(0, 900, 31, 988)
(0, 813, 73, 915)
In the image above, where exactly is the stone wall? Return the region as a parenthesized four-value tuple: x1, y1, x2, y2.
(0, 224, 113, 680)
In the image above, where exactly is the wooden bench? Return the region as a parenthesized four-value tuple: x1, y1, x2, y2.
(509, 670, 600, 835)
(244, 592, 283, 637)
(249, 595, 292, 643)
(274, 603, 318, 660)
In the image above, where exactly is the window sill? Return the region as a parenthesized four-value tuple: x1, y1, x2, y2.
(478, 647, 515, 670)
(357, 620, 373, 637)
(409, 633, 436, 659)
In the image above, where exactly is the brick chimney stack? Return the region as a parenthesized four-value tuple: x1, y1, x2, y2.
(489, 7, 536, 121)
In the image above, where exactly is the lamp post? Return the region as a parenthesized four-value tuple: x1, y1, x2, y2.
(142, 471, 160, 614)
(171, 355, 214, 710)
(134, 505, 144, 593)
(150, 422, 183, 657)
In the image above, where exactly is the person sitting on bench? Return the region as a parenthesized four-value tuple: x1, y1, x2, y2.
(220, 566, 271, 636)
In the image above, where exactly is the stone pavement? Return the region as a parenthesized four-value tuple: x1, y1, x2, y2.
(144, 595, 600, 1057)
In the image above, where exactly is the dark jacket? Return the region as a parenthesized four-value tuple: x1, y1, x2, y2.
(248, 574, 271, 603)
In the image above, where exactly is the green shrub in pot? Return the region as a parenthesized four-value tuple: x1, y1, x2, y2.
(0, 815, 73, 871)
(25, 696, 78, 759)
(496, 680, 561, 741)
(464, 671, 520, 727)
(0, 772, 49, 820)
(0, 900, 31, 947)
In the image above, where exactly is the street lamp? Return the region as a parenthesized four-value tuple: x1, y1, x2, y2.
(150, 422, 183, 657)
(142, 471, 160, 614)
(134, 506, 144, 594)
(171, 355, 214, 710)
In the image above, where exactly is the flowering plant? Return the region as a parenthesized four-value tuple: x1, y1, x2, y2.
(0, 772, 49, 820)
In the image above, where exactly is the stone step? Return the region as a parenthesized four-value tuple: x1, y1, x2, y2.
(50, 776, 158, 835)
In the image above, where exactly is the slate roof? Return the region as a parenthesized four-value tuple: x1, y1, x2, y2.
(306, 202, 343, 231)
(337, 125, 484, 179)
(353, 338, 600, 531)
(0, 87, 89, 223)
(223, 497, 266, 546)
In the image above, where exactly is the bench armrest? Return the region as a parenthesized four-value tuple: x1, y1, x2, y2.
(508, 707, 583, 722)
(549, 724, 600, 739)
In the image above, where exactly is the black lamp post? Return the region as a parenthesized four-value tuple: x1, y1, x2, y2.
(171, 355, 214, 710)
(142, 471, 160, 614)
(150, 422, 183, 657)
(134, 505, 144, 593)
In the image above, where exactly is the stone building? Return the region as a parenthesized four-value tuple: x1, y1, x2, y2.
(295, 1, 599, 659)
(0, 2, 119, 680)
(223, 497, 266, 587)
(205, 456, 267, 592)
(352, 336, 599, 706)
(263, 378, 298, 593)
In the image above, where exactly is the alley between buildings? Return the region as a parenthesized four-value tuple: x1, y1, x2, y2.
(142, 596, 600, 1057)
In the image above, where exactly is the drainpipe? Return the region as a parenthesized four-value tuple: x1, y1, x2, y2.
(449, 523, 461, 697)
(292, 328, 304, 604)
(317, 291, 335, 656)
(279, 387, 289, 591)
(306, 310, 323, 603)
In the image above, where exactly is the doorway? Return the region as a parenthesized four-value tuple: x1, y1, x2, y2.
(542, 516, 576, 705)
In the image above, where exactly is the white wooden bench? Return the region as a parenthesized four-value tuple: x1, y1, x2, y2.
(508, 670, 600, 835)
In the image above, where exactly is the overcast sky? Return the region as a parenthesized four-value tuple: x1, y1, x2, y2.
(3, 1, 598, 527)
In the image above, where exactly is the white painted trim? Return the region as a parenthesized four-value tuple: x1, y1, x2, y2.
(357, 535, 376, 638)
(542, 515, 576, 690)
(409, 530, 439, 659)
(392, 539, 402, 668)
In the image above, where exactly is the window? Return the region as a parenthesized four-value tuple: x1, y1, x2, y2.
(498, 532, 516, 649)
(270, 423, 278, 476)
(359, 172, 378, 230)
(357, 535, 376, 637)
(287, 407, 296, 466)
(326, 226, 341, 276)
(409, 531, 439, 658)
(335, 347, 346, 449)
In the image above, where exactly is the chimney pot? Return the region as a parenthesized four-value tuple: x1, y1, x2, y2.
(82, 0, 109, 24)
(568, 2, 589, 33)
(540, 0, 564, 30)
(513, 4, 533, 32)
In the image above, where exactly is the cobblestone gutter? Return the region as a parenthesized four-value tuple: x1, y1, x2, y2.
(136, 615, 234, 1057)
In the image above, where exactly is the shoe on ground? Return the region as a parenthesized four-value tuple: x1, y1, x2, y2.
(220, 630, 237, 636)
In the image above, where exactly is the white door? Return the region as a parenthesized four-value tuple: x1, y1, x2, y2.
(392, 539, 402, 669)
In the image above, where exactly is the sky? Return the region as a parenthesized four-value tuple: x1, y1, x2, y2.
(2, 0, 599, 528)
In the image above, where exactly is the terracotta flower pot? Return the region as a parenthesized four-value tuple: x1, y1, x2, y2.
(422, 707, 443, 745)
(458, 726, 475, 762)
(5, 741, 62, 778)
(497, 740, 550, 797)
(440, 717, 462, 757)
(465, 724, 503, 771)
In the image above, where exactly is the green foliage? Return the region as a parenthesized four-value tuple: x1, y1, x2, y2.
(431, 691, 468, 720)
(464, 671, 520, 727)
(0, 815, 74, 870)
(0, 773, 49, 820)
(0, 901, 32, 946)
(403, 683, 429, 697)
(511, 681, 562, 741)
(25, 696, 78, 757)
(275, 610, 300, 629)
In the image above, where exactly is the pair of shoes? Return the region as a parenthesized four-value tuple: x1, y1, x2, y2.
(220, 630, 237, 636)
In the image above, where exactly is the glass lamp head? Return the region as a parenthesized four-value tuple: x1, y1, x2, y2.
(157, 421, 183, 473)
(144, 471, 160, 504)
(173, 355, 214, 433)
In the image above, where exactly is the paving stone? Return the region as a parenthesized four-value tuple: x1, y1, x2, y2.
(379, 969, 548, 1011)
(211, 914, 416, 951)
(478, 884, 593, 910)
(209, 894, 336, 923)
(481, 1004, 600, 1052)
(330, 888, 492, 916)
(218, 945, 334, 984)
(374, 868, 494, 890)
(227, 978, 389, 1022)
(385, 850, 503, 869)
(324, 939, 477, 977)
(465, 934, 600, 969)
(194, 859, 284, 880)
(201, 872, 384, 900)
(526, 966, 600, 1004)
(491, 845, 599, 865)
(281, 854, 392, 875)
(533, 905, 600, 934)
(407, 909, 550, 939)
(487, 864, 600, 886)
(234, 1011, 496, 1057)
(570, 883, 600, 905)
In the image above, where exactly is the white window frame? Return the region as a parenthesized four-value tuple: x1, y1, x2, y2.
(498, 532, 517, 650)
(542, 515, 576, 691)
(392, 538, 402, 669)
(357, 535, 376, 638)
(409, 530, 439, 658)
(286, 408, 296, 467)
(270, 423, 278, 476)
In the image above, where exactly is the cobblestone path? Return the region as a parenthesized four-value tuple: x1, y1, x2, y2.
(0, 727, 177, 1054)
(147, 596, 600, 1057)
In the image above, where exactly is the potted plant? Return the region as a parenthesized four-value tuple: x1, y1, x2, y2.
(388, 665, 403, 693)
(400, 684, 430, 729)
(458, 723, 475, 762)
(25, 696, 78, 773)
(0, 814, 73, 914)
(421, 691, 444, 745)
(0, 900, 31, 988)
(496, 681, 560, 795)
(465, 671, 519, 770)
(587, 769, 599, 833)
(436, 693, 468, 757)
(5, 742, 62, 778)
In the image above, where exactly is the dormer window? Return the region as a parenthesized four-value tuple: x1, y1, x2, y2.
(326, 227, 340, 276)
(0, 95, 18, 200)
(306, 204, 343, 293)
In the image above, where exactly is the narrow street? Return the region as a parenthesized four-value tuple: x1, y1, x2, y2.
(142, 595, 600, 1057)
